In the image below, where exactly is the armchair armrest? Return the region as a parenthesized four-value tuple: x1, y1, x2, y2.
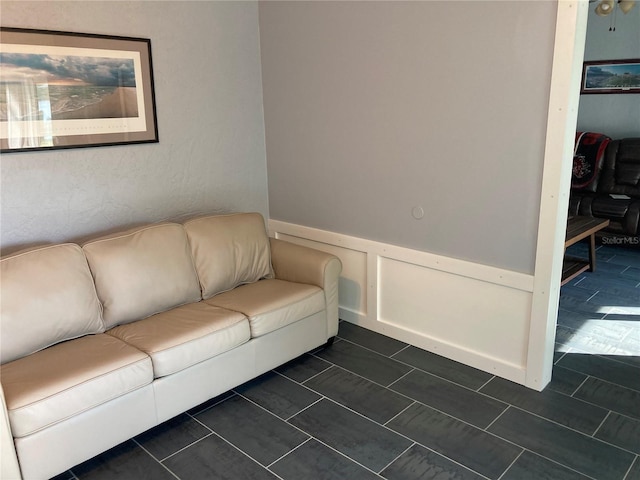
(1, 383, 21, 480)
(269, 238, 342, 337)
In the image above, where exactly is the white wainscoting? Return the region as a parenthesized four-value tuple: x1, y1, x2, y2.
(270, 220, 536, 386)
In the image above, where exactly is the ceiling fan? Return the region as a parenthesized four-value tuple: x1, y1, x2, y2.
(592, 0, 636, 16)
(589, 0, 636, 31)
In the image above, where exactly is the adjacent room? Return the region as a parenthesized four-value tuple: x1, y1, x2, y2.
(1, 1, 638, 479)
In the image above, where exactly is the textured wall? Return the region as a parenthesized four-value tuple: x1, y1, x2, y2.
(577, 4, 640, 138)
(0, 1, 268, 254)
(260, 1, 557, 273)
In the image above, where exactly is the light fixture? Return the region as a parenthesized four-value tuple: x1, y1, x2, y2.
(618, 0, 637, 13)
(593, 0, 636, 31)
(595, 0, 615, 15)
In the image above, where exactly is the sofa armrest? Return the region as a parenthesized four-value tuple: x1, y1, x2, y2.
(0, 384, 22, 480)
(269, 238, 342, 337)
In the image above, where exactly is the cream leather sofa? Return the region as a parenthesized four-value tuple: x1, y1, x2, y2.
(0, 213, 341, 480)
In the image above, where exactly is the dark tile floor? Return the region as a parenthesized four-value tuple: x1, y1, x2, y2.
(54, 244, 639, 480)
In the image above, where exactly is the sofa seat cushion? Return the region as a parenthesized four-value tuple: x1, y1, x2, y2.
(107, 302, 250, 378)
(204, 279, 325, 338)
(1, 334, 152, 438)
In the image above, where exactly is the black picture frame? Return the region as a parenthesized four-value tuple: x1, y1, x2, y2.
(580, 58, 640, 95)
(0, 27, 158, 153)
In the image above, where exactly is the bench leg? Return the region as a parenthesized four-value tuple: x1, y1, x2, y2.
(588, 234, 597, 272)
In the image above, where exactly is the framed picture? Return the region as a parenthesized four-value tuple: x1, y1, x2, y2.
(581, 59, 640, 94)
(0, 27, 158, 153)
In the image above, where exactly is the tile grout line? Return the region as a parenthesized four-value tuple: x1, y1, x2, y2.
(476, 375, 496, 392)
(500, 404, 640, 457)
(265, 437, 313, 469)
(570, 374, 593, 398)
(591, 410, 612, 439)
(390, 343, 413, 357)
(272, 431, 385, 478)
(131, 438, 182, 480)
(206, 429, 287, 480)
(622, 456, 639, 480)
(484, 404, 511, 432)
(495, 449, 524, 480)
(383, 401, 417, 427)
(330, 336, 409, 364)
(375, 442, 416, 475)
(385, 367, 416, 389)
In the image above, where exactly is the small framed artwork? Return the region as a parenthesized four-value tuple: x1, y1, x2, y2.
(581, 59, 640, 94)
(0, 27, 158, 153)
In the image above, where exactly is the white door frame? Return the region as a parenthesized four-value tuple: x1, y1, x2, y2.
(526, 0, 589, 390)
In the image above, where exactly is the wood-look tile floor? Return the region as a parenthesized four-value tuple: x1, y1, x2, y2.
(53, 244, 640, 480)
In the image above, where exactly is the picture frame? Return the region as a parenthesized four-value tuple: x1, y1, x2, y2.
(0, 27, 158, 153)
(580, 59, 640, 94)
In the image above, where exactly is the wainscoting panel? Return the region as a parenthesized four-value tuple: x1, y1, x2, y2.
(270, 220, 535, 385)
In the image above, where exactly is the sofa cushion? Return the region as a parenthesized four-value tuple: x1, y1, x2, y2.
(598, 138, 640, 197)
(107, 302, 250, 378)
(183, 213, 273, 300)
(0, 244, 104, 365)
(83, 223, 202, 329)
(0, 334, 152, 438)
(204, 279, 325, 338)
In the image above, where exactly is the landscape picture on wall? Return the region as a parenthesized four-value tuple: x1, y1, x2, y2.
(581, 59, 640, 94)
(0, 28, 158, 152)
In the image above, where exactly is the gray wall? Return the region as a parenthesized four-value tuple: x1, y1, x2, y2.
(577, 4, 640, 138)
(260, 1, 557, 274)
(0, 1, 268, 254)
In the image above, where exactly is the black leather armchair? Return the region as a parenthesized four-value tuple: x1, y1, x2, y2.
(570, 137, 640, 236)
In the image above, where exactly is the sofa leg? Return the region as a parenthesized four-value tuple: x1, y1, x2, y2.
(324, 336, 336, 348)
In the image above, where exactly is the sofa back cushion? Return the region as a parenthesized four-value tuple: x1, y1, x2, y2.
(598, 138, 640, 197)
(183, 213, 272, 299)
(0, 244, 104, 364)
(83, 223, 202, 329)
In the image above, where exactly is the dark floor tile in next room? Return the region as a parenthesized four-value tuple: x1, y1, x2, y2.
(487, 407, 635, 480)
(386, 403, 522, 480)
(270, 439, 380, 480)
(289, 398, 412, 473)
(557, 353, 640, 392)
(314, 338, 412, 386)
(72, 440, 176, 480)
(163, 432, 278, 480)
(195, 395, 308, 466)
(380, 444, 485, 480)
(546, 364, 588, 395)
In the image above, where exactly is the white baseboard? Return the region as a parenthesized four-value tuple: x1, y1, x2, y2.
(269, 220, 536, 386)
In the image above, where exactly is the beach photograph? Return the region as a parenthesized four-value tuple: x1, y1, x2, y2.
(582, 60, 640, 93)
(0, 52, 140, 122)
